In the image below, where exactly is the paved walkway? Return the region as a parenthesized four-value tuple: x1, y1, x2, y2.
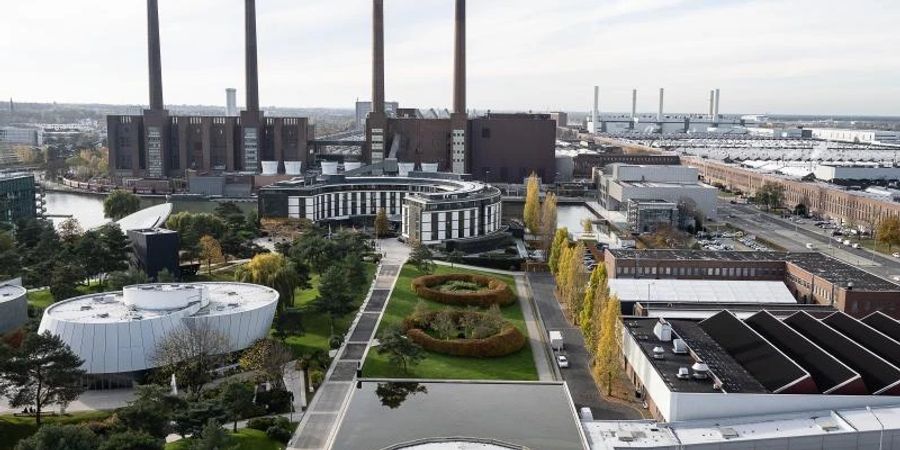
(288, 239, 409, 450)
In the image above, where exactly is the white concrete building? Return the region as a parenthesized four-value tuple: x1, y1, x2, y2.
(598, 164, 717, 220)
(810, 128, 900, 146)
(38, 282, 278, 378)
(813, 164, 900, 182)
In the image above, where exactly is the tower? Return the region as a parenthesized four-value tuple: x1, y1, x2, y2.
(450, 0, 468, 174)
(365, 0, 387, 166)
(141, 0, 170, 178)
(239, 0, 263, 173)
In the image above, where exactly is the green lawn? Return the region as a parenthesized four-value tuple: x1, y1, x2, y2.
(165, 428, 285, 450)
(278, 263, 376, 357)
(362, 264, 538, 381)
(0, 411, 112, 450)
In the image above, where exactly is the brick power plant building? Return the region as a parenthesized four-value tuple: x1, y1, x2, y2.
(106, 0, 555, 187)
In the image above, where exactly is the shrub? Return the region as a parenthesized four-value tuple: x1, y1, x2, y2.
(403, 310, 526, 357)
(246, 416, 277, 431)
(411, 274, 516, 307)
(267, 425, 293, 444)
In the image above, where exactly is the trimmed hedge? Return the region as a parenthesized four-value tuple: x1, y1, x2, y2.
(403, 311, 526, 357)
(411, 273, 516, 307)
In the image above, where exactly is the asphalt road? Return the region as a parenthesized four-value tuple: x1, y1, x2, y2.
(719, 200, 900, 283)
(527, 272, 642, 420)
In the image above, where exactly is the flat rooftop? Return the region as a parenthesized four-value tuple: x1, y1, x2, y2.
(44, 282, 278, 324)
(329, 381, 586, 450)
(607, 249, 900, 291)
(610, 279, 796, 304)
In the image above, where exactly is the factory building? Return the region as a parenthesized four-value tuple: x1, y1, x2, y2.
(0, 126, 43, 148)
(598, 164, 718, 220)
(107, 0, 311, 182)
(618, 312, 900, 423)
(363, 0, 556, 184)
(810, 128, 900, 145)
(605, 249, 900, 319)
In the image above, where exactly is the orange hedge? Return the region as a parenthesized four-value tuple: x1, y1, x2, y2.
(403, 311, 526, 358)
(410, 273, 516, 307)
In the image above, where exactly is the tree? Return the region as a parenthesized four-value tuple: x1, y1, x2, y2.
(156, 268, 176, 282)
(218, 381, 256, 432)
(555, 243, 573, 300)
(238, 339, 293, 389)
(289, 230, 336, 274)
(376, 326, 424, 374)
(548, 228, 568, 273)
(103, 190, 141, 220)
(374, 207, 390, 238)
(58, 217, 83, 243)
(312, 266, 354, 334)
(677, 197, 703, 233)
(107, 267, 149, 291)
(580, 264, 607, 349)
(49, 261, 85, 301)
(595, 295, 622, 397)
(876, 216, 900, 252)
(0, 331, 86, 426)
(341, 252, 368, 294)
(447, 250, 465, 268)
(114, 385, 185, 439)
(564, 241, 587, 321)
(14, 424, 100, 450)
(99, 431, 164, 450)
(0, 230, 19, 279)
(235, 253, 300, 310)
(581, 217, 593, 233)
(16, 218, 60, 287)
(540, 192, 558, 252)
(523, 172, 541, 234)
(165, 212, 226, 257)
(198, 235, 224, 275)
(150, 322, 231, 396)
(98, 223, 132, 281)
(408, 239, 435, 274)
(755, 182, 785, 212)
(189, 419, 233, 450)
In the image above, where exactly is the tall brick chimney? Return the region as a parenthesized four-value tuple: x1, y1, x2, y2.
(245, 0, 259, 112)
(147, 0, 164, 110)
(452, 0, 466, 115)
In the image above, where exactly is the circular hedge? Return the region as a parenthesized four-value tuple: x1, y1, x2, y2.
(403, 310, 526, 358)
(411, 273, 516, 307)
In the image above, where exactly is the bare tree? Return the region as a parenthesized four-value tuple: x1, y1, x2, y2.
(151, 322, 231, 397)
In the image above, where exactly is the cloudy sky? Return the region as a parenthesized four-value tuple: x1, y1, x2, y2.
(2, 0, 900, 115)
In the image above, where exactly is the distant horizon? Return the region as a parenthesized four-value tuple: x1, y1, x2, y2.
(3, 0, 900, 115)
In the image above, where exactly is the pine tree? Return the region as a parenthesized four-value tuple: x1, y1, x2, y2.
(523, 172, 541, 234)
(595, 295, 622, 397)
(548, 228, 568, 274)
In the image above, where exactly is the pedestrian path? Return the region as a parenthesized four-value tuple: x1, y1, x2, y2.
(288, 239, 409, 450)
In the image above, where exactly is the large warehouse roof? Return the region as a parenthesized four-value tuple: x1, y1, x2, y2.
(609, 279, 797, 304)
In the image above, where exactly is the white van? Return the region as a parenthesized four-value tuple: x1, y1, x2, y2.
(805, 243, 815, 249)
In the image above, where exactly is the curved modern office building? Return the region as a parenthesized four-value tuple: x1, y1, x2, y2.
(0, 281, 28, 334)
(38, 282, 278, 379)
(259, 174, 503, 245)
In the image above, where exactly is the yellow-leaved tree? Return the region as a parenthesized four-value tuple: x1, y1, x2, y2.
(565, 241, 587, 322)
(523, 172, 541, 234)
(548, 228, 569, 274)
(595, 294, 622, 397)
(540, 192, 558, 252)
(580, 264, 607, 348)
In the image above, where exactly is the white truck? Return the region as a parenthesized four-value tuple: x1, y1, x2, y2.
(549, 330, 564, 352)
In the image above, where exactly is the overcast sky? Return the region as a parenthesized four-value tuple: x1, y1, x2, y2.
(3, 0, 900, 115)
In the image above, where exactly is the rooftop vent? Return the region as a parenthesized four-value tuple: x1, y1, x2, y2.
(719, 427, 739, 439)
(653, 320, 672, 342)
(97, 313, 109, 318)
(676, 367, 690, 379)
(227, 302, 239, 307)
(617, 430, 635, 442)
(672, 338, 688, 354)
(815, 417, 840, 432)
(692, 362, 710, 379)
(80, 305, 92, 311)
(652, 346, 665, 360)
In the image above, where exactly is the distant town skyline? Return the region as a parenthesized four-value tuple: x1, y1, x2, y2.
(2, 0, 900, 115)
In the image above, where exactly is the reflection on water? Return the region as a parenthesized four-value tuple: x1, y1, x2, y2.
(43, 192, 255, 229)
(502, 202, 597, 232)
(374, 382, 428, 409)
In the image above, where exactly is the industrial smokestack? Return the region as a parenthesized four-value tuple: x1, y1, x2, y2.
(714, 88, 720, 122)
(709, 90, 715, 119)
(592, 86, 599, 131)
(657, 88, 664, 121)
(244, 0, 259, 112)
(146, 0, 164, 110)
(373, 0, 384, 114)
(452, 0, 466, 114)
(226, 88, 237, 116)
(631, 89, 637, 122)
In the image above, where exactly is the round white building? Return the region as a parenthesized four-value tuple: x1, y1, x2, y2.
(38, 282, 278, 378)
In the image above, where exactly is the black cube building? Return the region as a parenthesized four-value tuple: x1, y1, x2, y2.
(128, 228, 180, 280)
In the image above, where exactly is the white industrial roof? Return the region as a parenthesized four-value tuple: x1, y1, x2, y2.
(608, 279, 797, 304)
(585, 404, 900, 449)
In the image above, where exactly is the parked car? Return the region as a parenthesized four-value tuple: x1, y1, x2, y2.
(557, 355, 569, 368)
(893, 252, 900, 258)
(852, 243, 861, 249)
(805, 243, 815, 249)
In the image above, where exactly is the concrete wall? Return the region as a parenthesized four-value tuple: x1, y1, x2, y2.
(0, 279, 27, 334)
(470, 116, 556, 184)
